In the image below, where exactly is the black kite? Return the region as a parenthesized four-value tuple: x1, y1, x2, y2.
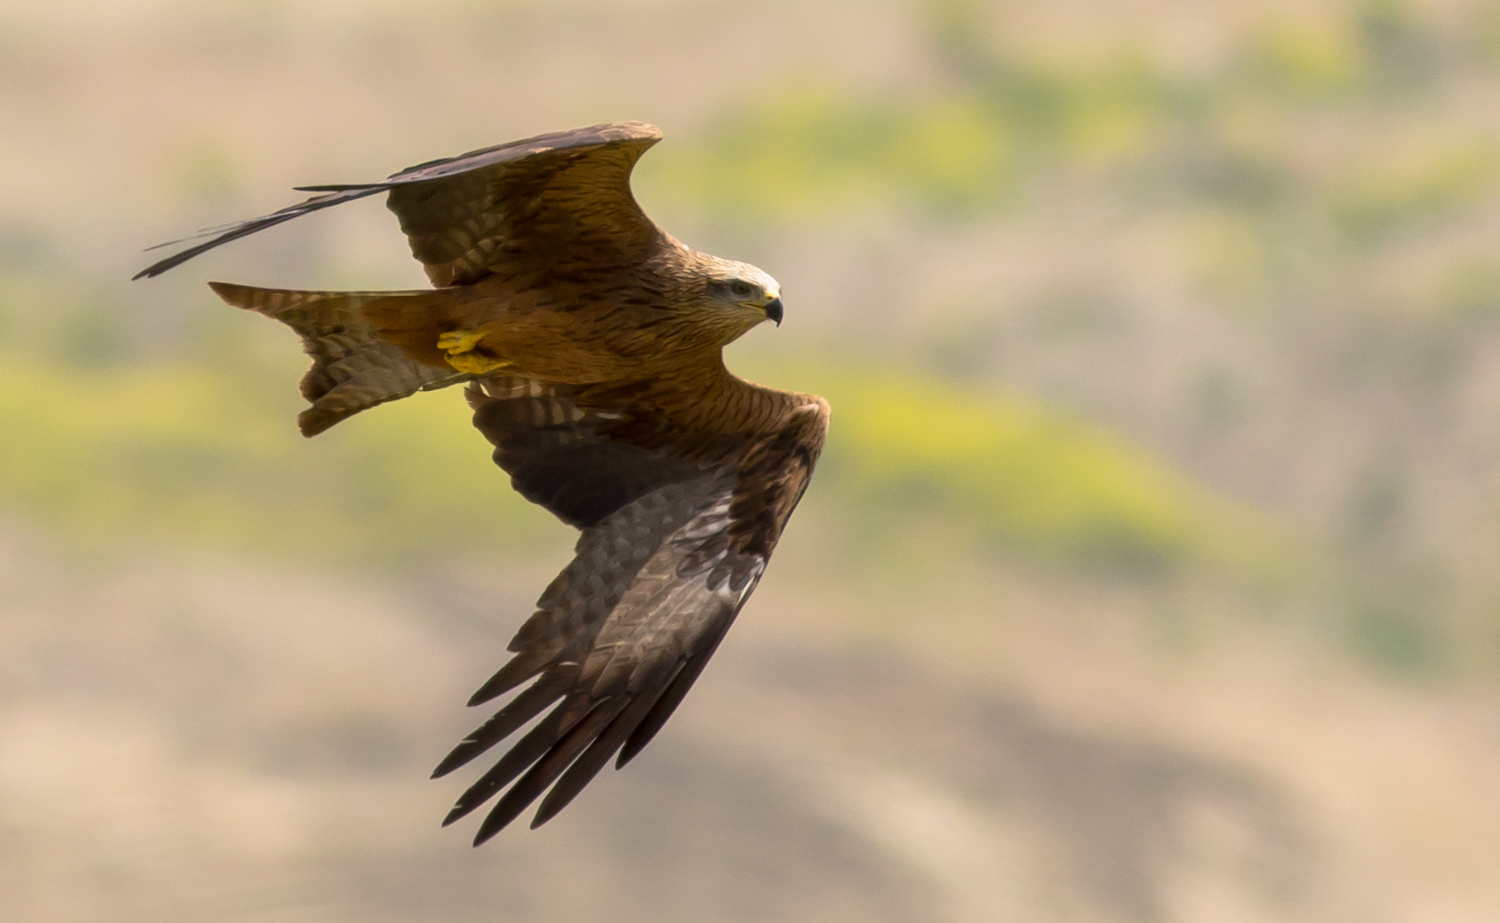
(136, 122, 829, 843)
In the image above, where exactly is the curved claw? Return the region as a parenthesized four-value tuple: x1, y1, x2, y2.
(438, 329, 487, 354)
(438, 328, 511, 374)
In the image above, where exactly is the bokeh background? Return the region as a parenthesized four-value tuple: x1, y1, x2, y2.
(4, 0, 1500, 920)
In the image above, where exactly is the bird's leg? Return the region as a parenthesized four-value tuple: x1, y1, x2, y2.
(437, 328, 511, 375)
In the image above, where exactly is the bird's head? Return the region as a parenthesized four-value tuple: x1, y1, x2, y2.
(690, 256, 784, 342)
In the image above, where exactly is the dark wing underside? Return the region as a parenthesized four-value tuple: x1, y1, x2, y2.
(433, 471, 765, 840)
(432, 377, 787, 840)
(466, 376, 713, 529)
(134, 121, 665, 282)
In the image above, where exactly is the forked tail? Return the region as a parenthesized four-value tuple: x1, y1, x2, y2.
(209, 282, 469, 436)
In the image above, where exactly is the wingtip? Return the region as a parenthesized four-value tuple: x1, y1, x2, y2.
(608, 120, 663, 140)
(133, 251, 188, 279)
(529, 807, 559, 830)
(431, 751, 467, 780)
(527, 782, 583, 829)
(296, 411, 336, 439)
(465, 656, 545, 706)
(614, 745, 639, 770)
(441, 781, 497, 827)
(293, 183, 378, 192)
(472, 807, 520, 845)
(466, 687, 500, 708)
(442, 803, 471, 827)
(131, 246, 201, 280)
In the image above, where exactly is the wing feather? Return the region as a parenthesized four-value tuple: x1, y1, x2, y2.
(431, 666, 574, 778)
(614, 592, 749, 770)
(474, 698, 631, 841)
(467, 377, 720, 528)
(438, 469, 768, 839)
(442, 709, 569, 826)
(434, 379, 828, 838)
(135, 122, 665, 283)
(530, 691, 664, 826)
(133, 186, 385, 280)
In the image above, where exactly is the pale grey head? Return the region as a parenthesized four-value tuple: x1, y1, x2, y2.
(690, 254, 784, 338)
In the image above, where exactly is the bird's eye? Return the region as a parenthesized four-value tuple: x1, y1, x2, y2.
(730, 281, 754, 298)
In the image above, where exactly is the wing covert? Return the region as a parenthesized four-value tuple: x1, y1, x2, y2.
(379, 122, 664, 286)
(436, 381, 828, 840)
(134, 122, 665, 283)
(465, 376, 723, 528)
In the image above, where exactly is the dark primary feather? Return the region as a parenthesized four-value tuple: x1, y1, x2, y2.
(436, 471, 764, 842)
(134, 121, 664, 282)
(530, 690, 660, 826)
(431, 669, 573, 778)
(614, 618, 740, 769)
(132, 186, 385, 279)
(474, 699, 628, 838)
(431, 377, 825, 839)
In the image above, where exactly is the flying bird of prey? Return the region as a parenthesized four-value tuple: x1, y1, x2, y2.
(136, 122, 829, 842)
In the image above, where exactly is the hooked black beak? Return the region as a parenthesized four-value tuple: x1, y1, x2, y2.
(764, 297, 784, 326)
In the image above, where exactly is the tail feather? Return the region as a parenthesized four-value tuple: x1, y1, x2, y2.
(209, 281, 469, 436)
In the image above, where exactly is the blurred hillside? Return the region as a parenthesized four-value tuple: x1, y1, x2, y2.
(658, 0, 1500, 674)
(4, 0, 1500, 921)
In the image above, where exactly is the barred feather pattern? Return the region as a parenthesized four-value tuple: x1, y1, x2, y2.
(208, 282, 469, 436)
(434, 471, 769, 840)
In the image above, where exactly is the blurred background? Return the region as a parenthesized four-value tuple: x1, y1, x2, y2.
(4, 0, 1500, 919)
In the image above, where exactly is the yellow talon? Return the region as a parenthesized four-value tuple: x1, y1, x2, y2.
(446, 352, 511, 375)
(437, 329, 486, 354)
(437, 328, 510, 374)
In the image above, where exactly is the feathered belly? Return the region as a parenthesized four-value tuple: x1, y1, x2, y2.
(364, 285, 693, 383)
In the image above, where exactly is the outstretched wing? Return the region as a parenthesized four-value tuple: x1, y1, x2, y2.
(134, 121, 665, 283)
(434, 377, 826, 841)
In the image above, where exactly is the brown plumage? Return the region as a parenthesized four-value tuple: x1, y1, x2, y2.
(136, 122, 829, 841)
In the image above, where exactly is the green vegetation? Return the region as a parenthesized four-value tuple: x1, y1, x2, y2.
(646, 0, 1500, 305)
(1331, 144, 1496, 250)
(740, 359, 1288, 580)
(619, 0, 1500, 672)
(0, 330, 1293, 587)
(0, 350, 556, 564)
(1346, 600, 1443, 676)
(657, 91, 1015, 220)
(11, 0, 1493, 672)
